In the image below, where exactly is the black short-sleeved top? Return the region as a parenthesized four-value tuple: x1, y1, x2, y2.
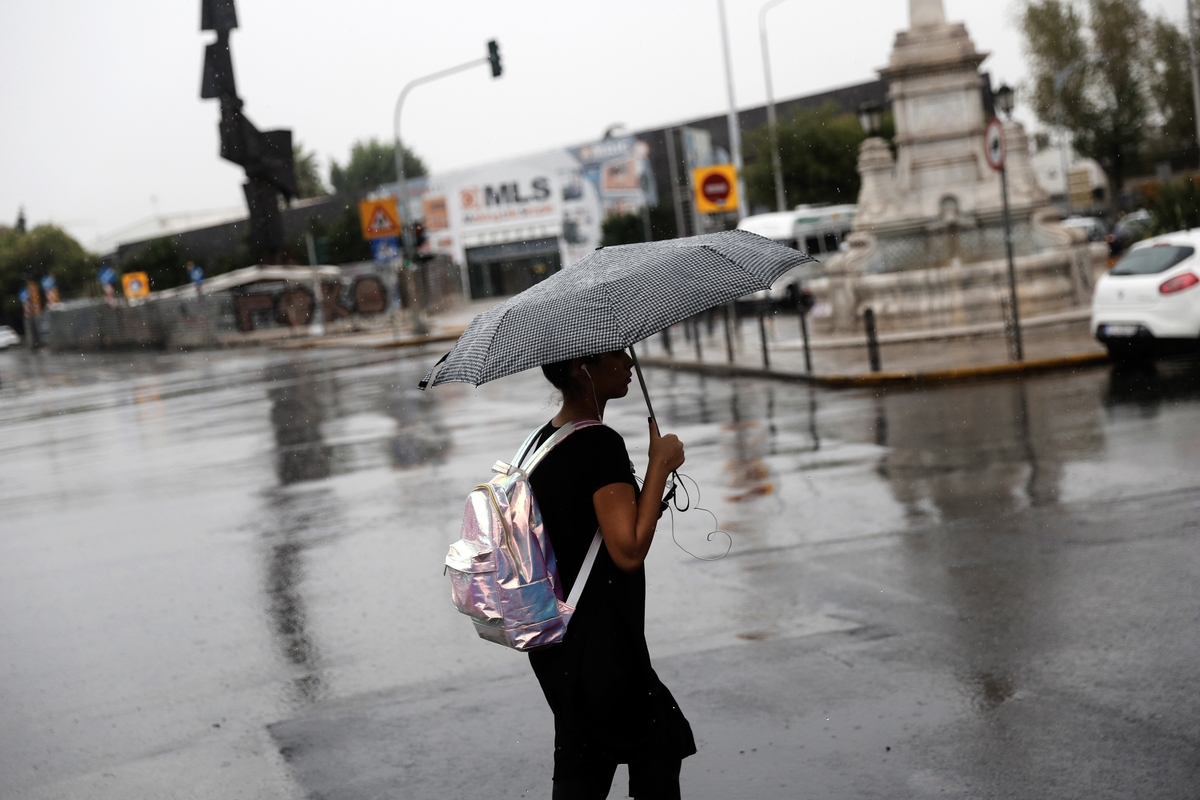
(526, 421, 696, 776)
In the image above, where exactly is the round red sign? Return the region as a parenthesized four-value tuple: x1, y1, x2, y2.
(701, 172, 732, 205)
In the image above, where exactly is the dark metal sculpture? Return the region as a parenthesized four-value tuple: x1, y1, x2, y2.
(200, 0, 297, 258)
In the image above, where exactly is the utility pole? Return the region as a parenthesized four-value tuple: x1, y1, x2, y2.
(759, 0, 793, 212)
(1188, 0, 1200, 169)
(394, 40, 503, 333)
(716, 0, 749, 221)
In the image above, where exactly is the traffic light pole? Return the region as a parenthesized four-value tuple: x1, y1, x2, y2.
(393, 52, 496, 334)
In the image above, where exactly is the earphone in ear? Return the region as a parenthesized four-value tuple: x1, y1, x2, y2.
(581, 364, 591, 377)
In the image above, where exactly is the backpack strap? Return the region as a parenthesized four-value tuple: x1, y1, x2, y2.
(515, 419, 603, 475)
(565, 529, 604, 609)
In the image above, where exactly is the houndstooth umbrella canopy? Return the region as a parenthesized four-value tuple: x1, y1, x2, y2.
(419, 229, 815, 389)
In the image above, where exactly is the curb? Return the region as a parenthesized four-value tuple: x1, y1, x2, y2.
(638, 350, 1110, 388)
(274, 328, 466, 350)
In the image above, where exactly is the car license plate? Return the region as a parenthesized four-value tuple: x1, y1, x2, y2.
(1104, 324, 1138, 337)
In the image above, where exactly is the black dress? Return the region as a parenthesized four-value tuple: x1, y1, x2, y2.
(527, 422, 696, 779)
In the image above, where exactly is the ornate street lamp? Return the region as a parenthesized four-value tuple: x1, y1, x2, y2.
(858, 100, 883, 137)
(995, 83, 1015, 120)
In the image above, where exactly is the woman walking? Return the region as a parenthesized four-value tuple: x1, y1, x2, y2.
(527, 349, 695, 800)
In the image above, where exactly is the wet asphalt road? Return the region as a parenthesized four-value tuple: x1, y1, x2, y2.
(0, 346, 1197, 799)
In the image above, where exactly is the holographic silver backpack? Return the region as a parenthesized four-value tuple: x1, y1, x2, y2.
(444, 420, 605, 651)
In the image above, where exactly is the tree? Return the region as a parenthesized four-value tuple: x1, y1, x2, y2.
(743, 102, 888, 210)
(293, 143, 327, 198)
(1018, 0, 1193, 195)
(1146, 15, 1199, 166)
(120, 237, 188, 290)
(0, 223, 99, 328)
(1146, 176, 1200, 234)
(329, 138, 427, 195)
(599, 206, 677, 247)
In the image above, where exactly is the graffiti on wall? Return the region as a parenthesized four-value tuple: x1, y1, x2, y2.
(233, 276, 388, 332)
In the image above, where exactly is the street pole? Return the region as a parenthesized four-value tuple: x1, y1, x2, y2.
(1187, 0, 1200, 169)
(394, 51, 495, 334)
(305, 232, 325, 337)
(999, 160, 1024, 361)
(716, 0, 749, 221)
(759, 0, 792, 212)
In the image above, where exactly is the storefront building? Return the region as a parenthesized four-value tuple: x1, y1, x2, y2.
(383, 135, 657, 299)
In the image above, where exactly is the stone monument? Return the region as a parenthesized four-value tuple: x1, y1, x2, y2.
(814, 0, 1103, 334)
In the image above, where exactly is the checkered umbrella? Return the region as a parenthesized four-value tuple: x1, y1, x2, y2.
(418, 229, 815, 390)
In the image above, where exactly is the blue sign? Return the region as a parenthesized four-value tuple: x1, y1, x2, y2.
(189, 265, 205, 284)
(40, 275, 56, 292)
(98, 267, 117, 285)
(370, 236, 401, 263)
(18, 288, 29, 303)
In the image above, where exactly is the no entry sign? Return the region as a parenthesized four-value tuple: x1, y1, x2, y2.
(692, 164, 739, 214)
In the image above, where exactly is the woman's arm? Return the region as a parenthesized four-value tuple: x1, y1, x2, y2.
(593, 419, 685, 573)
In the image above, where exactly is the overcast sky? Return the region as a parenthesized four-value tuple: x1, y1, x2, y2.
(0, 0, 1185, 252)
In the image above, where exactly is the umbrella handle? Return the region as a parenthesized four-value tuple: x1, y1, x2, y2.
(628, 345, 656, 423)
(629, 345, 681, 511)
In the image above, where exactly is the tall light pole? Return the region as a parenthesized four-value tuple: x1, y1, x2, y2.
(759, 0, 793, 213)
(1188, 0, 1200, 169)
(716, 0, 749, 221)
(394, 40, 502, 332)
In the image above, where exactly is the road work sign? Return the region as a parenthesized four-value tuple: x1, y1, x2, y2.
(358, 197, 401, 240)
(692, 164, 739, 214)
(122, 271, 150, 300)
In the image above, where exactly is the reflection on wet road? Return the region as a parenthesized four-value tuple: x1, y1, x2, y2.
(1, 347, 1197, 799)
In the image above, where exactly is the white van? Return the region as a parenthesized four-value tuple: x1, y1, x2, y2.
(738, 204, 855, 302)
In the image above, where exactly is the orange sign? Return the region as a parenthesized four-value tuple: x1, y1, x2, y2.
(423, 195, 449, 231)
(122, 272, 151, 300)
(358, 197, 401, 240)
(692, 164, 739, 214)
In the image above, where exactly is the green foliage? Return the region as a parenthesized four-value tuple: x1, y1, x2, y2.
(293, 143, 327, 198)
(1146, 17, 1199, 164)
(324, 202, 373, 263)
(743, 102, 887, 210)
(1146, 177, 1200, 235)
(1018, 0, 1194, 190)
(0, 223, 100, 325)
(599, 205, 677, 247)
(120, 237, 188, 290)
(329, 139, 427, 195)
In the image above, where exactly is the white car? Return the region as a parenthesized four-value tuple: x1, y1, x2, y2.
(0, 325, 20, 349)
(1092, 228, 1200, 361)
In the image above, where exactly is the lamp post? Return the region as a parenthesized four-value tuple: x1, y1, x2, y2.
(1188, 0, 1200, 170)
(857, 100, 883, 138)
(394, 40, 503, 333)
(992, 82, 1024, 362)
(716, 0, 749, 221)
(759, 0, 794, 212)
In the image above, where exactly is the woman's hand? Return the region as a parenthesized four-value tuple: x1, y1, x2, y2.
(647, 418, 685, 474)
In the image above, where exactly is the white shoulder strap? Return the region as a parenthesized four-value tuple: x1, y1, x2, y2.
(566, 529, 604, 609)
(517, 419, 603, 474)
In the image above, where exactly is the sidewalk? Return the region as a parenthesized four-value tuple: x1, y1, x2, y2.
(635, 308, 1108, 387)
(281, 299, 1109, 387)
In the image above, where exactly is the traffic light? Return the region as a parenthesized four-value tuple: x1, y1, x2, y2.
(201, 0, 238, 32)
(413, 222, 427, 250)
(487, 39, 502, 78)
